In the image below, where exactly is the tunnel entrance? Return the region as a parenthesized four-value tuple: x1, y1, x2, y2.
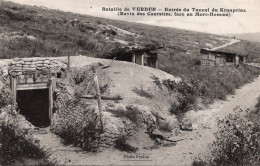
(17, 89, 50, 127)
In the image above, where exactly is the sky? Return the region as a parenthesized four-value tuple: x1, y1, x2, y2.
(6, 0, 260, 34)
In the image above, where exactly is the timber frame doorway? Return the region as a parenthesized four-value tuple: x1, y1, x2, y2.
(7, 57, 67, 126)
(11, 76, 56, 124)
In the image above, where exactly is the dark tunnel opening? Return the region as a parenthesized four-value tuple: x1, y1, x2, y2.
(17, 89, 50, 127)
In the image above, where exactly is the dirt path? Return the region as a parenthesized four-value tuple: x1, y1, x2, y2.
(31, 75, 260, 165)
(144, 75, 260, 166)
(210, 38, 240, 51)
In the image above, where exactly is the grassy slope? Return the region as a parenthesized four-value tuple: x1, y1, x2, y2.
(0, 1, 260, 107)
(0, 1, 231, 59)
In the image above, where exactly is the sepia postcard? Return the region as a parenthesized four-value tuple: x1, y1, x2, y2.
(0, 0, 260, 165)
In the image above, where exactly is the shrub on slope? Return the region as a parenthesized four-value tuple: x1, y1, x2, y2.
(193, 107, 260, 166)
(162, 52, 260, 105)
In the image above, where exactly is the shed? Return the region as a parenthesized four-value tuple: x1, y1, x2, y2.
(200, 42, 248, 66)
(106, 44, 164, 69)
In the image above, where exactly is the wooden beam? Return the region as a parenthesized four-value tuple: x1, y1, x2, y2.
(80, 94, 123, 100)
(17, 83, 48, 90)
(11, 76, 17, 105)
(49, 79, 54, 123)
(93, 74, 103, 132)
(51, 79, 56, 93)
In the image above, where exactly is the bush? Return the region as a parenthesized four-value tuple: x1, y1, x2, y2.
(193, 107, 260, 166)
(0, 106, 45, 164)
(151, 75, 163, 90)
(192, 160, 207, 166)
(51, 82, 102, 152)
(162, 79, 177, 93)
(114, 135, 138, 152)
(52, 106, 102, 151)
(96, 20, 102, 24)
(56, 112, 101, 151)
(70, 66, 110, 97)
(158, 120, 174, 132)
(132, 87, 154, 99)
(69, 67, 91, 85)
(165, 80, 197, 119)
(0, 86, 12, 109)
(107, 105, 143, 126)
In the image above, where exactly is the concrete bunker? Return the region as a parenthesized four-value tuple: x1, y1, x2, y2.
(8, 57, 67, 127)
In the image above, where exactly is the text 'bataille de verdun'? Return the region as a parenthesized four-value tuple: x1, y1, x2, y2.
(102, 7, 246, 17)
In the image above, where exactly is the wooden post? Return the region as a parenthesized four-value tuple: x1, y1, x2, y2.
(235, 55, 239, 65)
(243, 57, 246, 63)
(68, 53, 70, 70)
(132, 53, 136, 63)
(208, 54, 210, 65)
(141, 54, 144, 66)
(11, 76, 17, 105)
(93, 73, 104, 132)
(66, 53, 70, 78)
(155, 56, 158, 69)
(48, 78, 55, 123)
